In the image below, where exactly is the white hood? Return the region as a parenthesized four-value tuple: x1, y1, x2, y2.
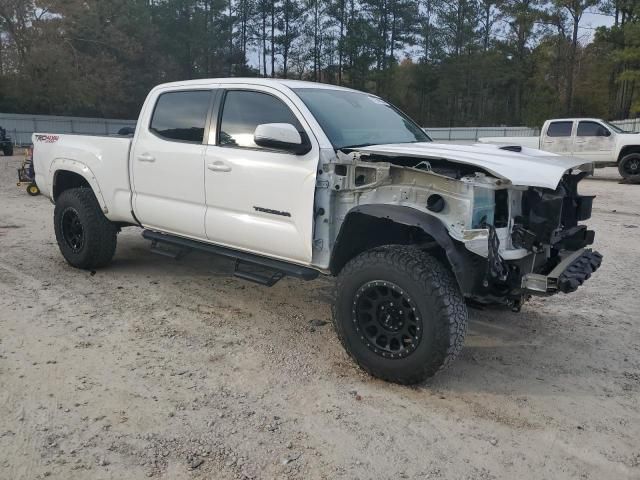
(356, 142, 590, 189)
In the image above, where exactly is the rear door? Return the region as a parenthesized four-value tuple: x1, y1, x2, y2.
(131, 89, 215, 240)
(573, 120, 615, 162)
(541, 120, 575, 154)
(203, 85, 318, 264)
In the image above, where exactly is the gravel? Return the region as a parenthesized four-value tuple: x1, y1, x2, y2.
(0, 157, 639, 479)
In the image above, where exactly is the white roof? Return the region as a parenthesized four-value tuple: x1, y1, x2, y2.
(547, 118, 604, 123)
(153, 77, 359, 93)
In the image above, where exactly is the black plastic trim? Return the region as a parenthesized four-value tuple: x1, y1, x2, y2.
(330, 205, 479, 295)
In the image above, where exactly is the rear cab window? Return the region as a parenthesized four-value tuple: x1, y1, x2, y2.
(546, 121, 573, 138)
(150, 90, 212, 143)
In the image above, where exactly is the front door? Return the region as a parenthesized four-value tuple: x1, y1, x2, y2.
(573, 120, 615, 162)
(131, 89, 214, 240)
(203, 86, 318, 264)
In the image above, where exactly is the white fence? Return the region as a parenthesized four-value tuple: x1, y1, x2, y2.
(424, 126, 540, 142)
(611, 118, 640, 133)
(1, 112, 638, 146)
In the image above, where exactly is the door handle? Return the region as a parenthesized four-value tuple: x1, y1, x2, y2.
(575, 139, 586, 144)
(207, 161, 232, 172)
(137, 153, 155, 162)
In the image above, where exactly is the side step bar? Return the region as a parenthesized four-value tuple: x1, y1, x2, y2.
(142, 230, 319, 286)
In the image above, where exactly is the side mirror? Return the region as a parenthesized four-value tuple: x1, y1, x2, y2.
(602, 128, 611, 137)
(254, 123, 311, 155)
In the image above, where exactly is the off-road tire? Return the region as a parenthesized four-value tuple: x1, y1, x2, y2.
(332, 246, 467, 384)
(618, 153, 640, 180)
(2, 144, 13, 156)
(54, 188, 117, 269)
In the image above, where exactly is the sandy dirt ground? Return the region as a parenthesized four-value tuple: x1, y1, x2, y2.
(0, 154, 639, 480)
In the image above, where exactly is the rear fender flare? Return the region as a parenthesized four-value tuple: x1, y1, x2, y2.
(50, 158, 108, 213)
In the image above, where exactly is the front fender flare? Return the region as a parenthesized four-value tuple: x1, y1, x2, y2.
(331, 204, 478, 295)
(50, 158, 108, 213)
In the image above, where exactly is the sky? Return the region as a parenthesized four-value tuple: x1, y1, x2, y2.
(581, 9, 616, 42)
(248, 8, 618, 74)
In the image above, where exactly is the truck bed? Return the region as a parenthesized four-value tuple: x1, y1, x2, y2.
(32, 133, 135, 224)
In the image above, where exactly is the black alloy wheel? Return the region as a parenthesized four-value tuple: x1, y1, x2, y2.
(60, 207, 85, 253)
(622, 157, 640, 176)
(619, 153, 640, 180)
(53, 188, 118, 269)
(353, 280, 422, 359)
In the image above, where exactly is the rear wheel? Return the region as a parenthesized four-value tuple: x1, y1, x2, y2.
(618, 153, 640, 180)
(332, 246, 468, 385)
(54, 188, 118, 269)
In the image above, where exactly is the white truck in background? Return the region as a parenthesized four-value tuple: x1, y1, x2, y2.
(479, 118, 640, 180)
(32, 79, 603, 384)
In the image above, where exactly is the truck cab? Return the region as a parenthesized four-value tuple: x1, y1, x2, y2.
(542, 119, 616, 163)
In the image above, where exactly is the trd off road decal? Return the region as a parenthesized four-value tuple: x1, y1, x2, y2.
(35, 134, 59, 143)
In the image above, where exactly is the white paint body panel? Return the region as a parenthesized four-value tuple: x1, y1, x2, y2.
(31, 134, 135, 223)
(357, 142, 589, 189)
(129, 85, 213, 240)
(203, 83, 318, 263)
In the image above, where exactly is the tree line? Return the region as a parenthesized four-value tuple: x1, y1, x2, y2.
(0, 0, 638, 127)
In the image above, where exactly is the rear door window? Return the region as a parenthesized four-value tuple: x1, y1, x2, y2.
(546, 121, 573, 137)
(150, 90, 212, 143)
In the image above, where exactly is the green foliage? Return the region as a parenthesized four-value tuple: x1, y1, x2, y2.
(0, 0, 637, 123)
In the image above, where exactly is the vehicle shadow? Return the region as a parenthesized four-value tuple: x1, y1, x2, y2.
(106, 230, 605, 399)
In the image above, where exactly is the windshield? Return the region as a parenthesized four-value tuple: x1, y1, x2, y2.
(293, 88, 431, 149)
(604, 121, 628, 133)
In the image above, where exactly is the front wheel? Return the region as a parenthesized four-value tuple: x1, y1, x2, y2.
(618, 153, 640, 180)
(54, 188, 118, 269)
(2, 144, 13, 156)
(332, 246, 468, 385)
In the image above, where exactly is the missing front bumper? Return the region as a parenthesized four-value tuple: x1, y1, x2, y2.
(522, 249, 603, 294)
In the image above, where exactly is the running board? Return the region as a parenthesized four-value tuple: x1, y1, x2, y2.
(142, 230, 319, 286)
(233, 260, 286, 286)
(150, 241, 191, 259)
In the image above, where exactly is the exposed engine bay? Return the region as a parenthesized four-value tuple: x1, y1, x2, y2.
(312, 147, 602, 309)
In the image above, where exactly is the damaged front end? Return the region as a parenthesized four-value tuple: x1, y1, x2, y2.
(476, 171, 603, 306)
(319, 147, 602, 310)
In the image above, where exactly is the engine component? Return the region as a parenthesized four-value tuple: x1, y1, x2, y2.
(485, 224, 509, 283)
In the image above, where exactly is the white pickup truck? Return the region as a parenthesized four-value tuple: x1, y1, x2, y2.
(33, 78, 602, 384)
(479, 118, 640, 179)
